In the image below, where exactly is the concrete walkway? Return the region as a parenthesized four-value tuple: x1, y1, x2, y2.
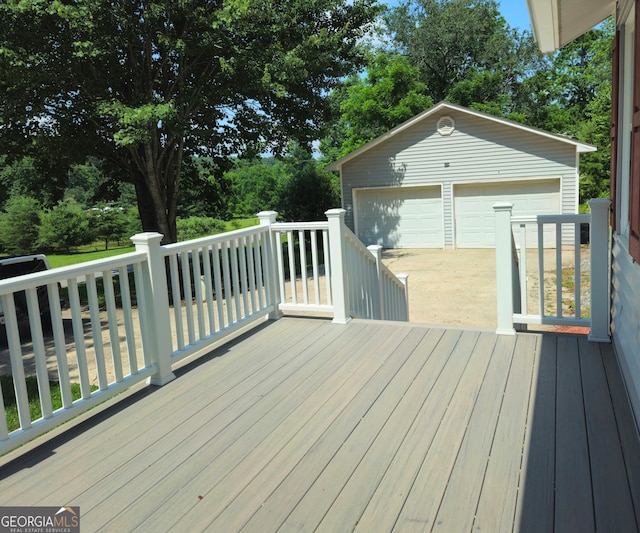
(382, 249, 498, 329)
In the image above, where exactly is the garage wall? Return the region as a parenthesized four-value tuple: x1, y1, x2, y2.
(340, 109, 579, 248)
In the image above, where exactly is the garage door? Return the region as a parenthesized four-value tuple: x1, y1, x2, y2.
(454, 179, 561, 248)
(356, 186, 443, 248)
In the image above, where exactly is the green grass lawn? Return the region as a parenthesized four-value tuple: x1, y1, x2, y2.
(45, 218, 259, 269)
(47, 242, 136, 268)
(1, 375, 96, 432)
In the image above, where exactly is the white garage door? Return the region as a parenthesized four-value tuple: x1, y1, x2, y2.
(454, 179, 561, 248)
(356, 186, 443, 248)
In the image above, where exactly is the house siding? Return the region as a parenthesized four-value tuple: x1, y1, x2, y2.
(340, 109, 579, 248)
(611, 235, 640, 430)
(610, 0, 640, 433)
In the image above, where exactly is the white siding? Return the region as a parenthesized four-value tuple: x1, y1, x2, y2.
(341, 109, 579, 248)
(610, 4, 640, 432)
(611, 236, 640, 431)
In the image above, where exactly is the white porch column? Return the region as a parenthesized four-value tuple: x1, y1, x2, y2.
(257, 211, 282, 320)
(326, 208, 350, 324)
(588, 198, 611, 342)
(131, 232, 176, 386)
(397, 273, 410, 321)
(494, 203, 516, 335)
(368, 244, 385, 320)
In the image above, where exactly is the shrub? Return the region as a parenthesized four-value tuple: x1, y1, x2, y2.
(38, 200, 94, 253)
(0, 196, 42, 255)
(176, 216, 226, 241)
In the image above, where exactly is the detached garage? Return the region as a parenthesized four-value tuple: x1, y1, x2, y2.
(326, 102, 595, 249)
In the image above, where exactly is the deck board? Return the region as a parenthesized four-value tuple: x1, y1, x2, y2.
(472, 333, 538, 532)
(314, 328, 448, 532)
(0, 317, 638, 533)
(579, 338, 638, 531)
(555, 335, 595, 532)
(601, 345, 640, 523)
(514, 334, 557, 533)
(425, 333, 517, 532)
(251, 327, 430, 532)
(355, 329, 485, 532)
(82, 319, 361, 525)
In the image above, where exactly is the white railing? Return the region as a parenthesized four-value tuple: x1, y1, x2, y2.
(494, 199, 611, 342)
(0, 250, 155, 454)
(270, 221, 333, 315)
(259, 208, 409, 323)
(0, 208, 408, 455)
(344, 232, 409, 321)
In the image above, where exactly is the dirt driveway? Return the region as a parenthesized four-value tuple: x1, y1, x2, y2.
(382, 249, 499, 329)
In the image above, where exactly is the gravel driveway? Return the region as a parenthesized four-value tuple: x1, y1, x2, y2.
(382, 249, 499, 329)
(382, 247, 591, 331)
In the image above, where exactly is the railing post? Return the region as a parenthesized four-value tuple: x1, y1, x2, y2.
(494, 203, 516, 335)
(257, 211, 282, 320)
(397, 273, 410, 321)
(588, 199, 611, 342)
(131, 232, 176, 386)
(368, 245, 385, 320)
(325, 208, 350, 324)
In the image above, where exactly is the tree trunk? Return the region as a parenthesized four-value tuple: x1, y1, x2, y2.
(133, 178, 178, 244)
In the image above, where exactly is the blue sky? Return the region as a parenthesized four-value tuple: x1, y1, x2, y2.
(498, 0, 532, 31)
(382, 1, 532, 31)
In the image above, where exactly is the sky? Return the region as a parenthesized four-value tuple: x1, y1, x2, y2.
(497, 0, 532, 31)
(382, 1, 533, 32)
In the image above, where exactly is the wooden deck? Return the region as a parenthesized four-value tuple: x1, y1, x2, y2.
(1, 317, 639, 532)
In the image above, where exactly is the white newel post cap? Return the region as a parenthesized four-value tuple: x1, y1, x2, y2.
(257, 211, 278, 224)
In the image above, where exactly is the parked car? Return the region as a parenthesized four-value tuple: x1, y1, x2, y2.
(0, 254, 54, 333)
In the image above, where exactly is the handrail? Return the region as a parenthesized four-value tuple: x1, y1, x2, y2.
(494, 199, 611, 341)
(0, 251, 147, 294)
(343, 226, 409, 321)
(0, 208, 409, 455)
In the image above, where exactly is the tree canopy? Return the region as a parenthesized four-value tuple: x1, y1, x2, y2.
(0, 0, 615, 243)
(323, 0, 613, 203)
(384, 0, 520, 102)
(0, 0, 379, 242)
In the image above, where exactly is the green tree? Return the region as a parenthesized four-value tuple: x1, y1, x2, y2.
(385, 0, 517, 102)
(91, 208, 130, 250)
(338, 54, 433, 154)
(277, 146, 340, 222)
(176, 157, 232, 220)
(0, 157, 64, 209)
(0, 0, 380, 243)
(65, 157, 134, 209)
(38, 201, 94, 254)
(176, 217, 225, 241)
(226, 158, 284, 217)
(0, 196, 42, 256)
(549, 20, 614, 202)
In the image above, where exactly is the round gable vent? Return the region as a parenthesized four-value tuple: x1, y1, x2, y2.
(437, 116, 455, 136)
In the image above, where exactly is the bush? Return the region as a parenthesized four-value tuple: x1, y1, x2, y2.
(0, 196, 42, 255)
(176, 216, 226, 241)
(38, 200, 94, 253)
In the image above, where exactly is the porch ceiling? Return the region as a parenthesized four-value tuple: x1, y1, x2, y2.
(526, 0, 615, 52)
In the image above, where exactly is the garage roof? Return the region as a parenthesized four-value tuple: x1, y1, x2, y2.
(325, 101, 596, 172)
(526, 0, 615, 53)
